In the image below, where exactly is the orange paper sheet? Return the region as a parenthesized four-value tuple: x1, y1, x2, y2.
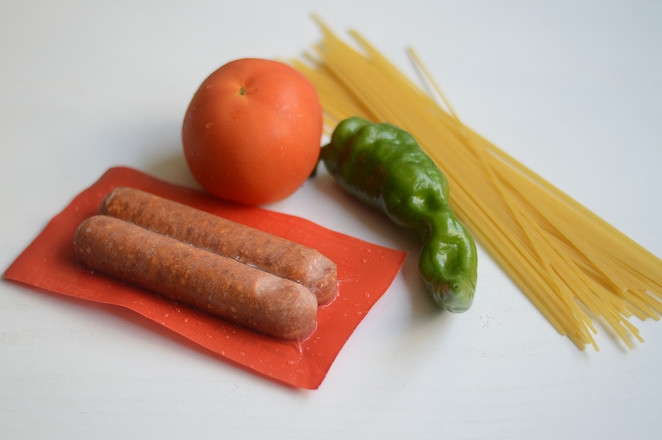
(3, 167, 406, 389)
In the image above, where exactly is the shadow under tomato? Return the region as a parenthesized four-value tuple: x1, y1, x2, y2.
(144, 149, 202, 191)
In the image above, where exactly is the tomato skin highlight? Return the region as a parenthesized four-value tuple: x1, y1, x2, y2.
(182, 58, 323, 205)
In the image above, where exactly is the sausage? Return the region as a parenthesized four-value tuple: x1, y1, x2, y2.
(98, 187, 337, 304)
(73, 215, 318, 340)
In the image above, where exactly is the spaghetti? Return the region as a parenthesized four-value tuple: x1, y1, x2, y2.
(292, 18, 662, 350)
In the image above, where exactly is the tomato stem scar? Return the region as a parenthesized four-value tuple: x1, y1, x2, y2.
(239, 86, 246, 96)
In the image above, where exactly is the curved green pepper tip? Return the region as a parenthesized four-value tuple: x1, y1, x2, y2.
(433, 278, 475, 313)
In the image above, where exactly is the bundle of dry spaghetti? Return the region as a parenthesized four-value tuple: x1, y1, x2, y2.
(291, 18, 662, 350)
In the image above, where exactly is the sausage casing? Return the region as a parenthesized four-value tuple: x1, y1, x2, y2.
(73, 215, 318, 340)
(99, 187, 337, 304)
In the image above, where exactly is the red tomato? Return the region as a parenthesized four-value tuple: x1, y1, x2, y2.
(182, 58, 323, 205)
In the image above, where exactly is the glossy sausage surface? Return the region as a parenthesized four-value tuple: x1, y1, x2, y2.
(74, 215, 318, 340)
(99, 187, 337, 304)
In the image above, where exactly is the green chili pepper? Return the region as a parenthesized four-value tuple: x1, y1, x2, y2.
(321, 116, 477, 312)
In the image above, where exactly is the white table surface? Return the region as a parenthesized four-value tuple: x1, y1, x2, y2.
(2, 1, 661, 439)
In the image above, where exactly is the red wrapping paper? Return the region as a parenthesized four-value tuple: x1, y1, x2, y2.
(3, 167, 406, 389)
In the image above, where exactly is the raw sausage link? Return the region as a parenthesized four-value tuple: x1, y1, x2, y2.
(74, 215, 318, 340)
(99, 187, 337, 304)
